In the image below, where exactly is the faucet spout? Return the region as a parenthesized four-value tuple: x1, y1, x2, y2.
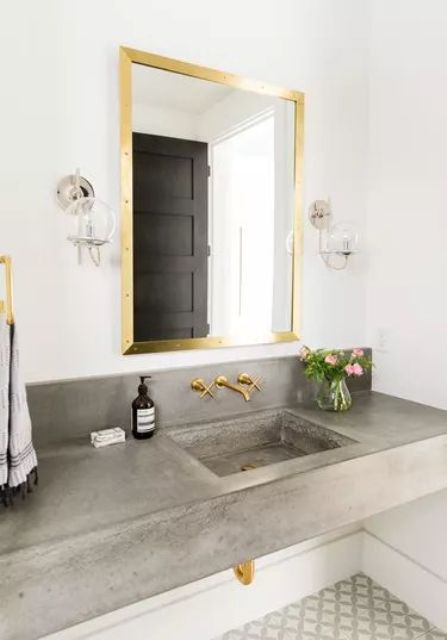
(214, 375, 250, 402)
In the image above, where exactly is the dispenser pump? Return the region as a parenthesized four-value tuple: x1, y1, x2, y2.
(131, 375, 156, 440)
(138, 376, 150, 395)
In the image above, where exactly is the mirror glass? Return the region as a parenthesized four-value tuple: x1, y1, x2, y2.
(122, 51, 302, 353)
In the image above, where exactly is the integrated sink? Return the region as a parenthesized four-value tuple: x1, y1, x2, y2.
(166, 409, 356, 477)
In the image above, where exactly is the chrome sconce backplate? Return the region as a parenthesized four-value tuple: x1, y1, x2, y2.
(309, 200, 358, 270)
(309, 199, 331, 231)
(56, 173, 95, 209)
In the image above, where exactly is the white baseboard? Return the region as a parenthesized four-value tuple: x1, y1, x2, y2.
(362, 530, 447, 632)
(44, 527, 362, 640)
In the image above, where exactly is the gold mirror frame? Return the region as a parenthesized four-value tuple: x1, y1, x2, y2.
(120, 46, 304, 355)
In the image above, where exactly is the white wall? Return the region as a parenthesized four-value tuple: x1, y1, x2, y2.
(198, 91, 275, 140)
(366, 0, 447, 411)
(133, 103, 199, 140)
(0, 0, 370, 383)
(364, 0, 447, 604)
(210, 119, 275, 337)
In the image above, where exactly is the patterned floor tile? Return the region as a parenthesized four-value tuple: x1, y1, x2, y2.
(216, 573, 435, 640)
(332, 574, 432, 639)
(296, 573, 393, 637)
(219, 602, 341, 639)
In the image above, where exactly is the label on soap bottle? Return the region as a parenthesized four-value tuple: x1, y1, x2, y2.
(136, 407, 155, 433)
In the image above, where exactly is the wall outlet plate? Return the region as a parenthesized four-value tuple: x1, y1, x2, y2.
(376, 327, 391, 353)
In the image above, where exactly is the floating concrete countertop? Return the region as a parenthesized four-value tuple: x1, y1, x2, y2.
(1, 391, 447, 640)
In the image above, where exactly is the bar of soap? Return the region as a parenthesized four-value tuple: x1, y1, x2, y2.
(90, 427, 126, 448)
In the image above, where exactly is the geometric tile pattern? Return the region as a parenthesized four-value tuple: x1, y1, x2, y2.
(216, 573, 447, 640)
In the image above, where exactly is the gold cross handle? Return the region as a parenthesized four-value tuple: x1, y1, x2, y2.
(237, 373, 262, 394)
(191, 378, 215, 399)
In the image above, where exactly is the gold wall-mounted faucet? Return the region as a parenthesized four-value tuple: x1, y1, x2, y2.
(237, 373, 262, 394)
(214, 375, 250, 402)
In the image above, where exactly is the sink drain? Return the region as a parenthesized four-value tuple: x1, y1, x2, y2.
(240, 463, 257, 471)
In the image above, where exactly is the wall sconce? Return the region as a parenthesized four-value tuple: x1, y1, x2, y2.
(309, 200, 358, 270)
(56, 169, 116, 266)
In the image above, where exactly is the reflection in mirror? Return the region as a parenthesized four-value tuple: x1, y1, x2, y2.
(121, 50, 303, 353)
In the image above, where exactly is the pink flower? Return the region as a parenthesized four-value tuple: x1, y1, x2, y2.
(352, 348, 364, 357)
(298, 346, 311, 361)
(325, 354, 337, 366)
(345, 364, 355, 376)
(352, 363, 363, 376)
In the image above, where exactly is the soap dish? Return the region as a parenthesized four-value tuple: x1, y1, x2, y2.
(90, 427, 126, 448)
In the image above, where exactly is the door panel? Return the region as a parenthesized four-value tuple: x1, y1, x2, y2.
(133, 133, 208, 341)
(134, 214, 193, 257)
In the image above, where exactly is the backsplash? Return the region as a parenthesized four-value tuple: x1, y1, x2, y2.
(28, 351, 372, 448)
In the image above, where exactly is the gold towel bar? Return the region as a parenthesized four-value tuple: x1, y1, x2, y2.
(0, 255, 14, 325)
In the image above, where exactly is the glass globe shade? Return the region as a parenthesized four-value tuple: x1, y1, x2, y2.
(65, 197, 116, 247)
(326, 222, 358, 256)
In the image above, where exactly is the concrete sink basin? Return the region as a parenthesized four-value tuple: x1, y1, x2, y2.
(166, 409, 356, 477)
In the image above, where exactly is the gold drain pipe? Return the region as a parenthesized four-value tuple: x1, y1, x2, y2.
(233, 559, 255, 585)
(232, 464, 256, 584)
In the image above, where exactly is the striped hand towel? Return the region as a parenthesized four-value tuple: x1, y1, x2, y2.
(0, 317, 37, 505)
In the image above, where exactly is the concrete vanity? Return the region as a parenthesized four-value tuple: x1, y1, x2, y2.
(1, 357, 446, 640)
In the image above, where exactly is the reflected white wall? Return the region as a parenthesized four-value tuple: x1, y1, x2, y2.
(210, 117, 275, 337)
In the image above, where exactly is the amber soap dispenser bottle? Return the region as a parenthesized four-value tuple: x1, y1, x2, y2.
(131, 376, 156, 439)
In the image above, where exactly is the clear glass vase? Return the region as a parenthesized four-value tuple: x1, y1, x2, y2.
(316, 377, 352, 412)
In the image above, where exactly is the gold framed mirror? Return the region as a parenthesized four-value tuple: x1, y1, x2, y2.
(120, 47, 304, 355)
